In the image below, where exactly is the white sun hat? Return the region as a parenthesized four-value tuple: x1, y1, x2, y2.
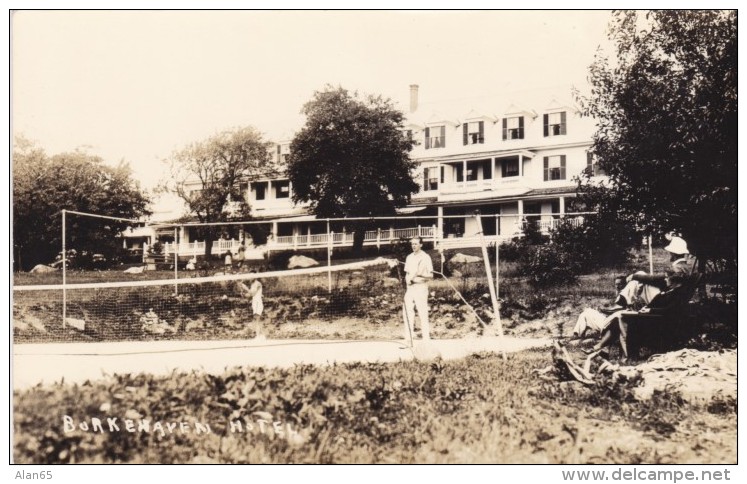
(664, 236, 689, 255)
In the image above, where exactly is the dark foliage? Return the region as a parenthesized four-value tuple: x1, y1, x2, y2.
(578, 11, 737, 276)
(288, 86, 420, 253)
(13, 139, 150, 271)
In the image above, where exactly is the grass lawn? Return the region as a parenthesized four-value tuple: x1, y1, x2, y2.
(13, 349, 736, 464)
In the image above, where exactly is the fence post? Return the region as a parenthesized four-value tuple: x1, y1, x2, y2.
(474, 214, 504, 343)
(174, 227, 179, 295)
(327, 221, 332, 293)
(648, 235, 654, 274)
(62, 209, 66, 328)
(495, 215, 500, 300)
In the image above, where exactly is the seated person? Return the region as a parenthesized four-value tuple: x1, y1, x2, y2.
(608, 240, 692, 311)
(583, 272, 688, 358)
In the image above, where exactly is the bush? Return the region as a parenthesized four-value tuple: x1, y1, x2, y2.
(519, 245, 581, 288)
(496, 238, 528, 263)
(549, 215, 637, 272)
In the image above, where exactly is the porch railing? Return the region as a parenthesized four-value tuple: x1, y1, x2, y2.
(161, 225, 437, 256)
(157, 216, 585, 257)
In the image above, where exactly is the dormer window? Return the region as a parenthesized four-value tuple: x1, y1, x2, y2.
(279, 144, 290, 164)
(544, 112, 567, 137)
(503, 117, 524, 140)
(425, 126, 446, 149)
(462, 121, 484, 145)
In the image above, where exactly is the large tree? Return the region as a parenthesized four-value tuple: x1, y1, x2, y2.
(13, 138, 150, 271)
(288, 86, 420, 252)
(579, 10, 737, 274)
(165, 126, 273, 257)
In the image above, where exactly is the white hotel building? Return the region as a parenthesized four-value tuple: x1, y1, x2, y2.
(154, 85, 605, 256)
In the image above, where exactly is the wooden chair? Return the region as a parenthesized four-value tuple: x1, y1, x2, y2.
(617, 273, 702, 359)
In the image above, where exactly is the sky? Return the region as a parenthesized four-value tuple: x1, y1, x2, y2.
(11, 10, 613, 211)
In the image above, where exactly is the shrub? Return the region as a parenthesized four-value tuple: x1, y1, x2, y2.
(496, 238, 528, 263)
(495, 220, 549, 263)
(549, 215, 637, 272)
(519, 245, 581, 288)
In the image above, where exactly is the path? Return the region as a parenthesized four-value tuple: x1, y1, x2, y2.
(13, 336, 553, 390)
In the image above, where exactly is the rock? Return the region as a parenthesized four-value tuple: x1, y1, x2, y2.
(65, 318, 85, 331)
(30, 264, 57, 273)
(288, 255, 319, 269)
(124, 266, 145, 274)
(449, 253, 482, 264)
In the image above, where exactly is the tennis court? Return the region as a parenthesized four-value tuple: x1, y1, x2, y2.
(13, 336, 552, 390)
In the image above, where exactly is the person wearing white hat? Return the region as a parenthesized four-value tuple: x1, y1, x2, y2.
(571, 232, 694, 340)
(664, 234, 688, 257)
(611, 233, 691, 309)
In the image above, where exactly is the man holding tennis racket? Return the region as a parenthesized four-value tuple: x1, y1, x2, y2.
(404, 236, 434, 341)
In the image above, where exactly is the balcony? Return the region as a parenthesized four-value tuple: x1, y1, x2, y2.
(439, 178, 494, 193)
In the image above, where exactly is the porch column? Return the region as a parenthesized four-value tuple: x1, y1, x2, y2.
(307, 226, 312, 247)
(492, 158, 497, 187)
(462, 160, 467, 185)
(519, 154, 524, 177)
(559, 196, 565, 217)
(517, 199, 525, 234)
(437, 206, 444, 244)
(272, 221, 278, 242)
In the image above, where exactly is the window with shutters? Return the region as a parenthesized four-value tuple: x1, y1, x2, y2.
(585, 151, 605, 176)
(543, 112, 567, 137)
(279, 144, 290, 164)
(502, 116, 524, 140)
(543, 155, 566, 181)
(425, 125, 446, 149)
(463, 121, 484, 145)
(501, 159, 519, 178)
(423, 167, 439, 191)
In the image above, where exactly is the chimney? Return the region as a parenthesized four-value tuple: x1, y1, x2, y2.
(409, 84, 419, 113)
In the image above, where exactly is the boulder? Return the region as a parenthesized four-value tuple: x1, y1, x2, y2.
(65, 318, 86, 331)
(124, 266, 145, 274)
(30, 264, 57, 273)
(449, 253, 482, 264)
(288, 255, 319, 269)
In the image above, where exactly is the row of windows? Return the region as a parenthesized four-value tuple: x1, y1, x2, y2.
(251, 180, 290, 201)
(421, 153, 604, 190)
(420, 112, 568, 149)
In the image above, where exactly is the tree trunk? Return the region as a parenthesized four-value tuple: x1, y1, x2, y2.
(352, 220, 371, 256)
(204, 226, 216, 260)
